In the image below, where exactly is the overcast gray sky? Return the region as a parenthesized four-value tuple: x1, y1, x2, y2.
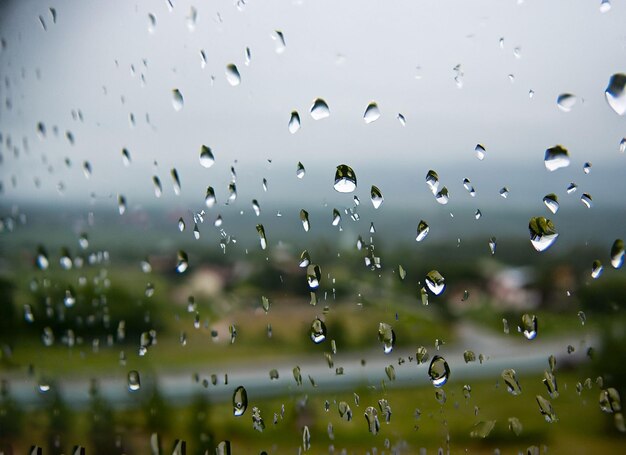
(0, 0, 625, 220)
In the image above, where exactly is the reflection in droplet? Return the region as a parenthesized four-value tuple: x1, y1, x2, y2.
(416, 220, 429, 242)
(502, 368, 522, 395)
(557, 93, 577, 112)
(543, 194, 559, 214)
(225, 64, 241, 86)
(583, 162, 592, 174)
(611, 239, 624, 269)
(178, 217, 185, 232)
(128, 370, 141, 391)
(152, 176, 162, 198)
(529, 216, 558, 252)
(428, 355, 450, 387)
(334, 164, 357, 193)
(499, 187, 509, 199)
(199, 145, 215, 168)
(605, 73, 626, 115)
(544, 145, 570, 171)
(378, 323, 396, 354)
(172, 89, 184, 111)
(370, 186, 384, 209)
(566, 182, 578, 194)
(310, 317, 327, 343)
(310, 98, 330, 120)
(288, 111, 301, 134)
(363, 102, 380, 124)
(397, 113, 406, 126)
(425, 270, 445, 296)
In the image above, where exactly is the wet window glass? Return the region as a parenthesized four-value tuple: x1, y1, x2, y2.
(0, 0, 625, 453)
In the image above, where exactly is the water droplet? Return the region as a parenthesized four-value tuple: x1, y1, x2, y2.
(244, 47, 251, 65)
(610, 239, 624, 268)
(435, 187, 450, 204)
(566, 182, 578, 194)
(416, 220, 429, 242)
(364, 407, 380, 434)
(425, 170, 439, 194)
(475, 209, 482, 220)
(620, 138, 626, 153)
(205, 186, 216, 208)
(256, 224, 267, 250)
(227, 182, 237, 203)
(272, 30, 286, 54)
(233, 386, 248, 416)
(331, 209, 341, 226)
(334, 164, 357, 192)
(489, 237, 497, 255)
(583, 162, 592, 174)
(252, 406, 265, 432)
(378, 322, 396, 354)
(363, 102, 380, 124)
(300, 209, 310, 232)
(176, 250, 189, 273)
(225, 64, 241, 86)
(310, 317, 327, 343)
(307, 264, 321, 289)
(470, 420, 496, 438)
(172, 89, 184, 111)
(397, 113, 406, 126)
(425, 270, 445, 295)
(338, 401, 352, 421)
(36, 246, 49, 270)
(152, 176, 162, 198)
(370, 185, 384, 209)
(502, 368, 522, 395)
(599, 387, 622, 413)
(128, 370, 141, 391)
(591, 259, 603, 279)
(419, 287, 429, 306)
(416, 346, 429, 364)
(529, 216, 558, 252)
(580, 193, 593, 208)
(543, 370, 559, 398)
(288, 111, 301, 134)
(499, 187, 509, 198)
(463, 350, 476, 363)
(600, 0, 612, 12)
(118, 195, 127, 215)
(544, 145, 570, 171)
(605, 73, 626, 115)
(463, 178, 476, 196)
(252, 199, 261, 217)
(302, 425, 311, 451)
(122, 148, 131, 166)
(475, 143, 486, 160)
(299, 250, 311, 268)
(178, 217, 185, 232)
(536, 395, 558, 423)
(529, 89, 535, 98)
(428, 355, 450, 387)
(199, 145, 215, 168)
(310, 98, 330, 120)
(296, 162, 306, 179)
(557, 93, 577, 112)
(543, 194, 559, 214)
(216, 441, 231, 455)
(520, 313, 538, 340)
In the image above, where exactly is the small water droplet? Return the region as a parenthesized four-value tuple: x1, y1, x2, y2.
(536, 395, 558, 423)
(332, 209, 341, 226)
(591, 259, 603, 279)
(205, 187, 216, 208)
(600, 0, 612, 12)
(199, 145, 215, 168)
(176, 250, 189, 273)
(370, 185, 384, 209)
(543, 194, 559, 214)
(309, 98, 331, 121)
(172, 89, 184, 111)
(397, 113, 406, 126)
(299, 250, 311, 268)
(307, 264, 321, 289)
(128, 370, 141, 391)
(544, 145, 570, 171)
(302, 425, 311, 451)
(566, 182, 578, 194)
(475, 143, 486, 160)
(364, 407, 380, 434)
(152, 176, 162, 198)
(435, 187, 450, 204)
(363, 102, 380, 124)
(272, 30, 286, 54)
(300, 209, 310, 232)
(580, 193, 593, 208)
(296, 162, 306, 179)
(416, 220, 429, 242)
(288, 111, 301, 134)
(122, 148, 131, 166)
(502, 368, 522, 395)
(378, 322, 396, 354)
(428, 355, 450, 387)
(475, 209, 482, 220)
(118, 195, 127, 215)
(610, 239, 624, 268)
(225, 64, 241, 86)
(425, 270, 445, 296)
(605, 73, 626, 115)
(310, 317, 327, 343)
(233, 386, 248, 416)
(334, 164, 357, 192)
(583, 162, 592, 174)
(520, 313, 538, 340)
(529, 216, 558, 252)
(463, 350, 476, 363)
(338, 401, 352, 421)
(557, 93, 577, 112)
(178, 217, 185, 232)
(256, 224, 267, 250)
(470, 420, 496, 438)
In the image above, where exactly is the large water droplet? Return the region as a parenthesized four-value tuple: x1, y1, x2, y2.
(520, 313, 538, 340)
(370, 186, 384, 209)
(128, 370, 141, 391)
(334, 164, 357, 192)
(172, 89, 184, 111)
(610, 239, 624, 269)
(378, 322, 396, 354)
(544, 145, 570, 171)
(529, 216, 558, 252)
(557, 93, 577, 112)
(310, 98, 330, 120)
(502, 368, 522, 395)
(543, 194, 559, 214)
(605, 73, 626, 115)
(364, 407, 380, 434)
(233, 386, 248, 416)
(288, 111, 301, 134)
(310, 317, 327, 343)
(428, 355, 450, 387)
(416, 220, 429, 242)
(225, 64, 241, 86)
(536, 395, 558, 423)
(363, 102, 380, 124)
(425, 270, 445, 295)
(199, 145, 215, 168)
